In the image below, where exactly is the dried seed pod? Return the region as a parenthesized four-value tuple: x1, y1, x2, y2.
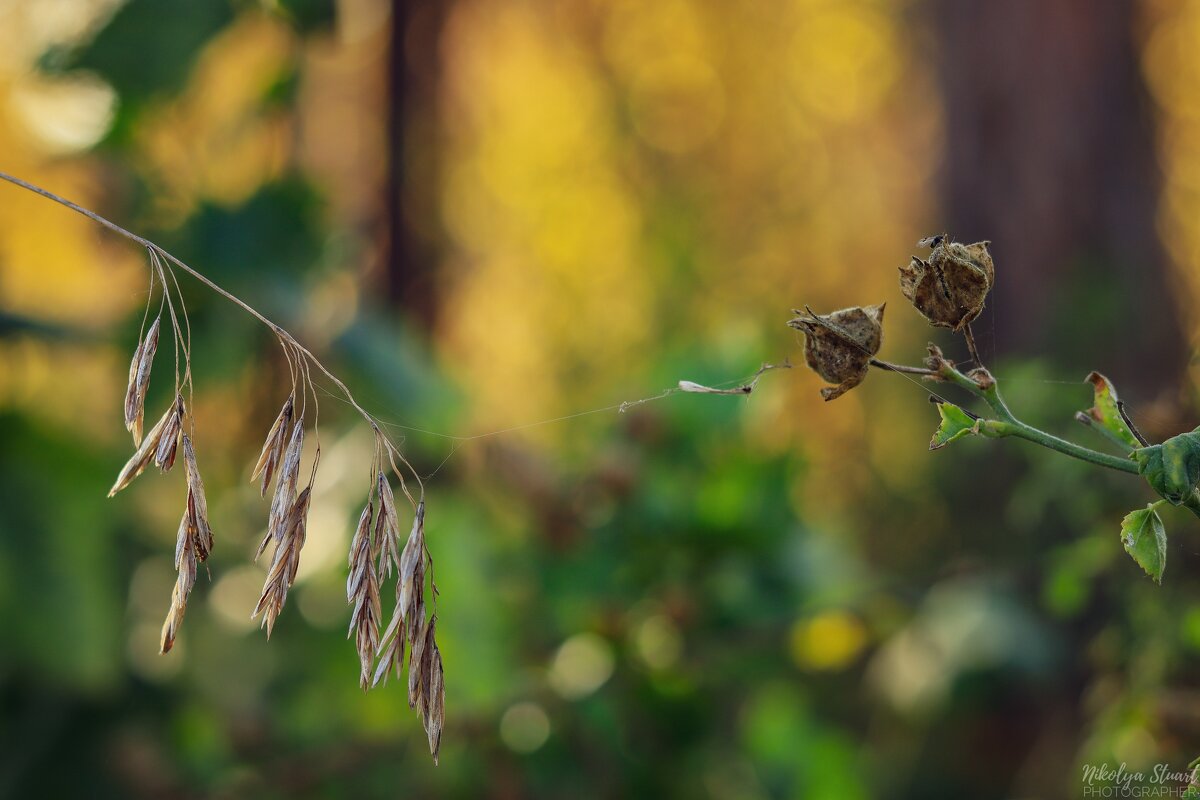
(899, 235, 994, 331)
(251, 395, 294, 496)
(253, 486, 312, 637)
(407, 602, 428, 709)
(376, 473, 401, 579)
(154, 394, 185, 472)
(788, 304, 885, 401)
(258, 418, 304, 561)
(424, 631, 445, 764)
(347, 499, 381, 689)
(124, 316, 160, 446)
(109, 401, 176, 496)
(182, 434, 213, 561)
(396, 501, 425, 620)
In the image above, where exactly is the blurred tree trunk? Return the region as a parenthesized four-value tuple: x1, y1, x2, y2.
(929, 0, 1183, 395)
(385, 0, 445, 327)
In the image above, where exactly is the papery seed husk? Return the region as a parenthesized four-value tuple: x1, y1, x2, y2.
(415, 615, 438, 718)
(426, 641, 444, 763)
(109, 402, 175, 497)
(348, 500, 373, 571)
(160, 583, 185, 654)
(253, 487, 311, 636)
(899, 236, 994, 331)
(397, 502, 425, 618)
(154, 395, 185, 472)
(787, 304, 885, 402)
(377, 473, 400, 578)
(251, 395, 294, 496)
(408, 604, 428, 708)
(263, 420, 304, 560)
(183, 434, 213, 561)
(372, 619, 405, 688)
(125, 316, 160, 446)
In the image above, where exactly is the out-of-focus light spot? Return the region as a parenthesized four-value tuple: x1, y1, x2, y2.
(499, 702, 550, 753)
(210, 565, 266, 632)
(1112, 726, 1158, 769)
(128, 621, 182, 681)
(337, 0, 390, 44)
(548, 633, 614, 699)
(866, 626, 944, 713)
(787, 8, 899, 123)
(129, 556, 176, 618)
(629, 56, 724, 154)
(305, 271, 360, 342)
(789, 609, 868, 671)
(294, 502, 349, 582)
(297, 580, 347, 630)
(11, 73, 115, 153)
(634, 614, 683, 670)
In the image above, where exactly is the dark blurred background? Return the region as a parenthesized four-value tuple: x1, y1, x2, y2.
(2, 0, 1200, 797)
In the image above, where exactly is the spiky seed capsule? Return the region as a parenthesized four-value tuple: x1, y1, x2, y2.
(788, 304, 885, 401)
(899, 235, 994, 331)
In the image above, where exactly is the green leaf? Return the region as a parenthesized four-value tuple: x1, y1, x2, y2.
(1134, 430, 1200, 505)
(1119, 504, 1167, 583)
(929, 401, 979, 450)
(1079, 372, 1141, 450)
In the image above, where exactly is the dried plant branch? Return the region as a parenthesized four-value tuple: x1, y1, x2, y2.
(0, 171, 445, 761)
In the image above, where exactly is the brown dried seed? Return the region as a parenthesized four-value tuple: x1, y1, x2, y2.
(425, 638, 444, 764)
(125, 316, 160, 446)
(154, 394, 185, 472)
(788, 304, 885, 401)
(373, 607, 407, 688)
(407, 603, 428, 709)
(899, 235, 994, 331)
(109, 401, 175, 497)
(183, 434, 213, 561)
(259, 419, 304, 561)
(397, 502, 426, 621)
(347, 500, 381, 689)
(253, 486, 312, 637)
(376, 473, 400, 579)
(251, 395, 294, 496)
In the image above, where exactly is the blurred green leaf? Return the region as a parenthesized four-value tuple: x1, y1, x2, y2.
(1079, 372, 1141, 450)
(1134, 430, 1200, 505)
(1119, 504, 1167, 583)
(929, 401, 978, 450)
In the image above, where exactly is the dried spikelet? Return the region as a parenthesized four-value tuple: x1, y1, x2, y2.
(251, 395, 294, 496)
(396, 502, 425, 620)
(124, 316, 160, 446)
(407, 601, 428, 708)
(253, 486, 312, 636)
(424, 632, 445, 764)
(162, 512, 196, 653)
(373, 502, 425, 688)
(257, 418, 304, 561)
(182, 434, 213, 561)
(109, 401, 175, 497)
(161, 435, 214, 654)
(154, 394, 185, 472)
(347, 499, 381, 689)
(373, 606, 407, 688)
(376, 473, 401, 579)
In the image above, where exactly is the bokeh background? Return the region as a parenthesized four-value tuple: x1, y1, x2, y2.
(2, 0, 1200, 797)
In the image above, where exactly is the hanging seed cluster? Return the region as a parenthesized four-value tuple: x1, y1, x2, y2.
(793, 236, 997, 400)
(107, 246, 444, 763)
